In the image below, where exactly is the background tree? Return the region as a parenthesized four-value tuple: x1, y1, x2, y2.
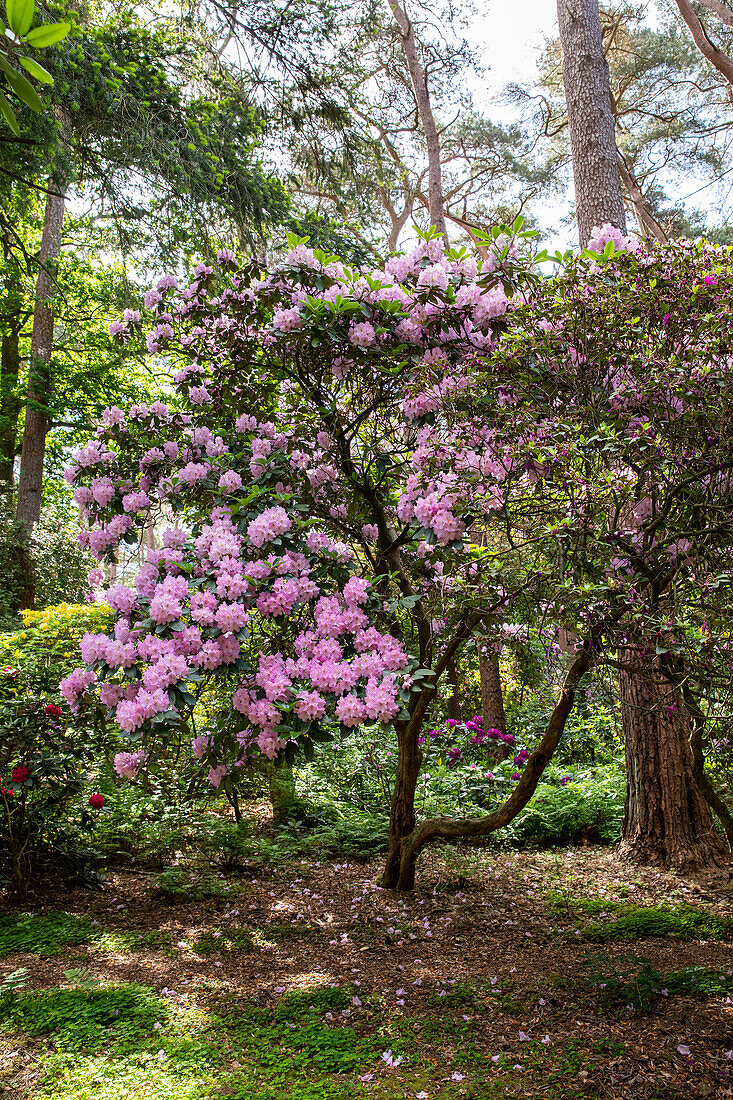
(2, 0, 292, 609)
(520, 2, 733, 242)
(556, 0, 626, 242)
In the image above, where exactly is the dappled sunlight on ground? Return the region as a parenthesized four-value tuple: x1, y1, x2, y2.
(1, 845, 733, 1098)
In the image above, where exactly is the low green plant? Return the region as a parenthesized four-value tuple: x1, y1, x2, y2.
(0, 911, 98, 957)
(580, 902, 733, 943)
(273, 811, 390, 861)
(194, 818, 254, 872)
(93, 929, 170, 954)
(215, 985, 385, 1079)
(191, 927, 256, 955)
(0, 967, 28, 1009)
(155, 867, 234, 901)
(498, 765, 625, 847)
(582, 952, 662, 1011)
(0, 982, 168, 1051)
(94, 784, 210, 870)
(665, 966, 733, 997)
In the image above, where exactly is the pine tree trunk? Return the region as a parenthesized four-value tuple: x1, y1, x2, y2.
(446, 657, 461, 721)
(480, 652, 511, 761)
(386, 0, 448, 239)
(16, 181, 67, 532)
(619, 648, 729, 870)
(556, 0, 627, 244)
(480, 652, 506, 733)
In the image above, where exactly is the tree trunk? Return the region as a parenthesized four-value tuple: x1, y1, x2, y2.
(16, 181, 67, 532)
(479, 651, 511, 761)
(393, 646, 594, 889)
(386, 0, 448, 239)
(557, 0, 627, 245)
(479, 652, 506, 733)
(672, 0, 733, 85)
(619, 648, 729, 870)
(268, 763, 297, 826)
(616, 153, 667, 243)
(0, 322, 22, 486)
(380, 717, 422, 890)
(446, 657, 461, 721)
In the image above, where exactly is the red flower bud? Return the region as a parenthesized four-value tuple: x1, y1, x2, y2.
(88, 793, 105, 809)
(11, 764, 30, 784)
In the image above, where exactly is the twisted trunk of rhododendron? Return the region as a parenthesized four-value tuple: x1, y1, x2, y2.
(381, 715, 423, 890)
(391, 646, 594, 890)
(685, 690, 733, 853)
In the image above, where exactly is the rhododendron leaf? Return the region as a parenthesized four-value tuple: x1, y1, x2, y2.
(24, 19, 69, 45)
(5, 0, 34, 36)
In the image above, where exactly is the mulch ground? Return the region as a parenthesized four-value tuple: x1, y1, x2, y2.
(1, 843, 733, 1099)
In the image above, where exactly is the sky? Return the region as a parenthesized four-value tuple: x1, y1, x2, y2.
(467, 0, 575, 247)
(478, 0, 559, 90)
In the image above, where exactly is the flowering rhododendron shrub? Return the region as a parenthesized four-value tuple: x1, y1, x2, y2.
(0, 695, 103, 895)
(424, 234, 733, 862)
(64, 227, 571, 887)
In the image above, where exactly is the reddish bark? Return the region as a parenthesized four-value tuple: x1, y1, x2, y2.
(619, 648, 729, 870)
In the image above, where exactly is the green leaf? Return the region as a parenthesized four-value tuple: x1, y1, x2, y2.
(25, 20, 70, 45)
(0, 88, 20, 134)
(5, 0, 34, 36)
(0, 55, 44, 111)
(18, 55, 53, 83)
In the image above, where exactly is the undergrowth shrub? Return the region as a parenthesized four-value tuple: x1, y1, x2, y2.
(582, 952, 662, 1012)
(0, 511, 94, 630)
(665, 966, 733, 996)
(272, 810, 389, 861)
(497, 765, 625, 847)
(155, 867, 235, 901)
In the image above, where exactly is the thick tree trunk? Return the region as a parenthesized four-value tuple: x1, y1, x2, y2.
(16, 181, 66, 532)
(557, 0, 627, 244)
(619, 648, 729, 870)
(386, 0, 448, 239)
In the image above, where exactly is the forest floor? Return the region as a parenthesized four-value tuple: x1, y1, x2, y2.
(1, 842, 733, 1100)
